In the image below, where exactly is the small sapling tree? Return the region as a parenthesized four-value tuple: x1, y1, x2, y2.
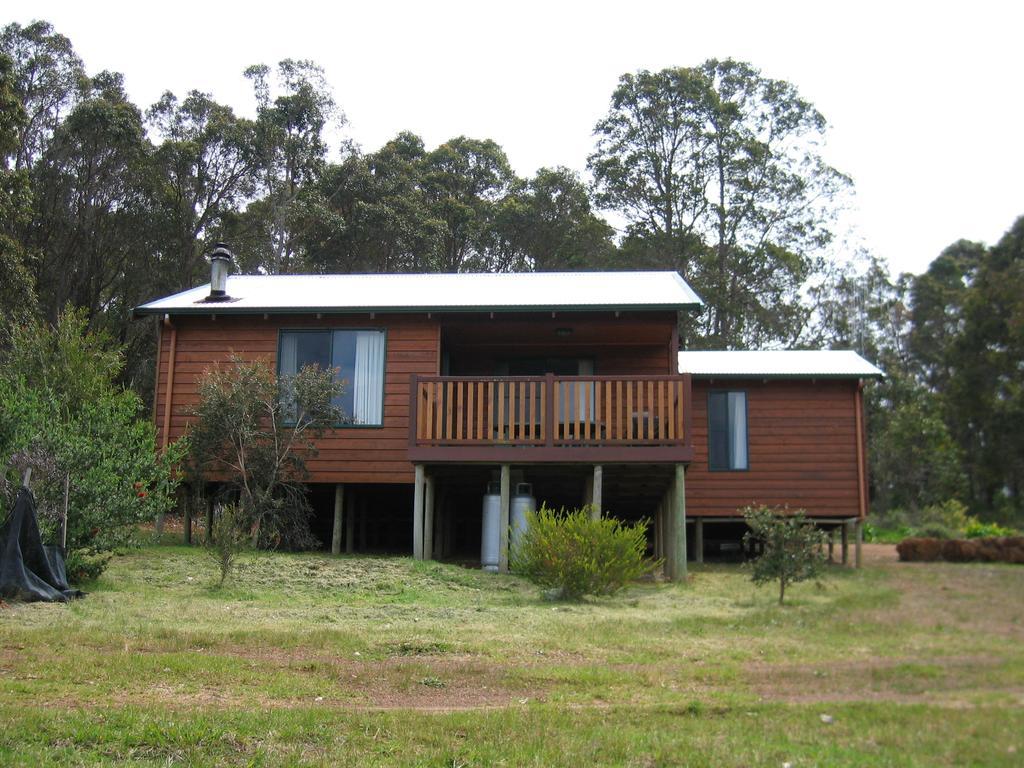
(187, 355, 341, 549)
(742, 505, 828, 605)
(206, 503, 248, 586)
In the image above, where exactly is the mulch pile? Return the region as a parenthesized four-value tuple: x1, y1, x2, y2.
(896, 536, 1024, 563)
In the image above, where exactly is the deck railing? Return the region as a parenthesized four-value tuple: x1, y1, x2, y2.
(409, 374, 691, 454)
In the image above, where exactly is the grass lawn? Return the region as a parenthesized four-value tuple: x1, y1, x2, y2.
(1, 542, 1023, 766)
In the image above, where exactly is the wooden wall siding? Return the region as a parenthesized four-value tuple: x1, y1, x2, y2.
(441, 313, 677, 376)
(154, 313, 440, 484)
(686, 379, 862, 518)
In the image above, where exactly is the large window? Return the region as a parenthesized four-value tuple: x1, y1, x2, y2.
(708, 391, 748, 471)
(279, 330, 386, 426)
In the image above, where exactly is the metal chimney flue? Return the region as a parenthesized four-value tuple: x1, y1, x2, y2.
(207, 243, 233, 300)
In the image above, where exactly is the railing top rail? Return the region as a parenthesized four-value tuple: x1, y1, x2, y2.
(416, 374, 688, 383)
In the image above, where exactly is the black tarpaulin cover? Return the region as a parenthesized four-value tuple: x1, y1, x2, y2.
(0, 487, 82, 603)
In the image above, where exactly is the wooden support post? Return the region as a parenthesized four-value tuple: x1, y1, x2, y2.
(695, 517, 704, 564)
(591, 465, 603, 520)
(855, 519, 863, 569)
(498, 464, 511, 573)
(672, 464, 688, 582)
(345, 490, 355, 554)
(424, 474, 435, 561)
(413, 465, 425, 560)
(828, 529, 835, 563)
(841, 521, 850, 565)
(331, 483, 344, 555)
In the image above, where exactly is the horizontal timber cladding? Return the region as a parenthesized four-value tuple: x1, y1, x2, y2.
(440, 313, 678, 376)
(154, 313, 441, 484)
(686, 378, 863, 519)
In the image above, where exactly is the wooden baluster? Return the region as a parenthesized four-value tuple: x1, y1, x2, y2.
(605, 381, 612, 443)
(497, 381, 505, 442)
(478, 381, 484, 442)
(512, 382, 519, 441)
(647, 380, 654, 441)
(622, 380, 630, 442)
(615, 380, 623, 441)
(468, 381, 476, 441)
(524, 381, 533, 440)
(539, 380, 546, 442)
(659, 380, 667, 441)
(486, 381, 493, 442)
(425, 382, 433, 441)
(594, 381, 601, 443)
(677, 379, 685, 441)
(443, 381, 452, 441)
(416, 382, 425, 440)
(434, 381, 444, 442)
(636, 380, 644, 440)
(556, 380, 563, 441)
(554, 381, 560, 441)
(585, 382, 593, 442)
(455, 380, 463, 441)
(574, 381, 581, 442)
(667, 380, 676, 440)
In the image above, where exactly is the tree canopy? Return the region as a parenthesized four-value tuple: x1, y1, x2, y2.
(1, 19, 1021, 526)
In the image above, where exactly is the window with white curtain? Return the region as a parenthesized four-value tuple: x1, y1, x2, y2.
(278, 330, 386, 425)
(708, 391, 748, 470)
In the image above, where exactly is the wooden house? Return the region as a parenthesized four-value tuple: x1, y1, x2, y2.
(136, 256, 882, 578)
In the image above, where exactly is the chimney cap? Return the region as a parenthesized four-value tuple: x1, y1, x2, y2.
(208, 243, 234, 262)
(207, 243, 233, 301)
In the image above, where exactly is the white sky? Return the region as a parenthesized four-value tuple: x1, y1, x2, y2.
(15, 0, 1024, 276)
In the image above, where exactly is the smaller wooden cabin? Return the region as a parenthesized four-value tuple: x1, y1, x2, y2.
(678, 350, 882, 565)
(136, 262, 882, 576)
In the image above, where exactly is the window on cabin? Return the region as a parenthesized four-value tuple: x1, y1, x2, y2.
(708, 391, 748, 470)
(278, 330, 386, 425)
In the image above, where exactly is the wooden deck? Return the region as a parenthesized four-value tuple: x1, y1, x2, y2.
(408, 374, 693, 463)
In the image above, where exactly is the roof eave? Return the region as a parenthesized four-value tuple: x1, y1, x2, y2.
(685, 372, 885, 381)
(133, 302, 702, 317)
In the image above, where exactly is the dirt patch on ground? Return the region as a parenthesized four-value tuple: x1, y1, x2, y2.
(860, 543, 899, 565)
(746, 654, 1022, 706)
(867, 560, 1024, 639)
(39, 653, 544, 712)
(328, 654, 541, 710)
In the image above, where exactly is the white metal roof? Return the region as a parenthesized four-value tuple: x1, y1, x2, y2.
(134, 271, 703, 315)
(678, 350, 884, 379)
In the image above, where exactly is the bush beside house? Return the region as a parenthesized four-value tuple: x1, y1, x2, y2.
(511, 505, 659, 599)
(0, 310, 183, 581)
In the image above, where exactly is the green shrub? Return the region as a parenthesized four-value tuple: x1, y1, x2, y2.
(964, 518, 1017, 539)
(863, 523, 912, 544)
(510, 504, 659, 600)
(917, 499, 970, 536)
(1, 310, 183, 582)
(741, 505, 827, 605)
(63, 550, 111, 583)
(915, 523, 957, 540)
